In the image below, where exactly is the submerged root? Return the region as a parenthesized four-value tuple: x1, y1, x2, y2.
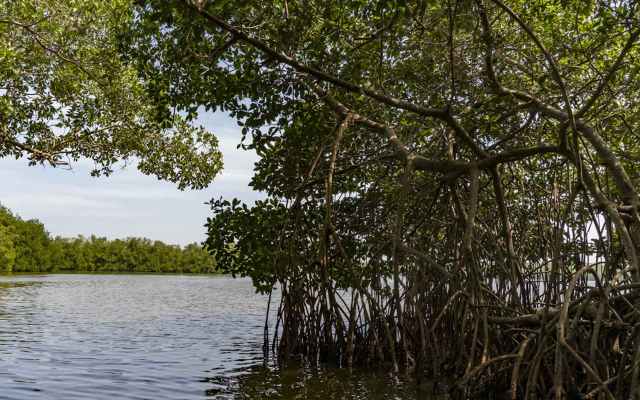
(269, 271, 640, 398)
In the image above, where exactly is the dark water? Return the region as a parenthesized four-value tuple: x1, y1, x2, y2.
(0, 275, 424, 400)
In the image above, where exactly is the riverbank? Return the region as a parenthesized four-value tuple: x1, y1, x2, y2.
(0, 206, 216, 274)
(1, 271, 224, 276)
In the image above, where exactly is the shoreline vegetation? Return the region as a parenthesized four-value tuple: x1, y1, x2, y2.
(180, 2, 640, 398)
(4, 0, 640, 399)
(0, 206, 216, 274)
(1, 271, 225, 276)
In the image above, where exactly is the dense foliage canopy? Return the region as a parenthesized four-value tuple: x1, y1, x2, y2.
(0, 0, 222, 189)
(122, 0, 640, 397)
(0, 206, 216, 274)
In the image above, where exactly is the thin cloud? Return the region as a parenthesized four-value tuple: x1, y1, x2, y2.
(0, 111, 264, 245)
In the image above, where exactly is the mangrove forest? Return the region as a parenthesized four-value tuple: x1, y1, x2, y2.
(0, 206, 216, 273)
(3, 0, 640, 398)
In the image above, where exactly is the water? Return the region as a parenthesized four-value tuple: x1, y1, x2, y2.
(0, 275, 424, 400)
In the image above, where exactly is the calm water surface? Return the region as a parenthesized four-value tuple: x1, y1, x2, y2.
(0, 275, 422, 400)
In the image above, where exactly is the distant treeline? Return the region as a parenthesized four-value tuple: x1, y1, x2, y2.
(0, 206, 216, 274)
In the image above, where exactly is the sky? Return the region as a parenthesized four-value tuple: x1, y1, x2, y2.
(0, 112, 263, 246)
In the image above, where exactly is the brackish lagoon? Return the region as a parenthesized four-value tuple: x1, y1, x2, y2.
(0, 275, 424, 400)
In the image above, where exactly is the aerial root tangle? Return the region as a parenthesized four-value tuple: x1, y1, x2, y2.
(270, 266, 640, 399)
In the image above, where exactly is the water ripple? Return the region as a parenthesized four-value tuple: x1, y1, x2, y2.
(0, 275, 272, 400)
(0, 275, 433, 400)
